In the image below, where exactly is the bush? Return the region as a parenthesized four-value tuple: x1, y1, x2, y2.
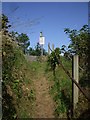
(2, 31, 33, 119)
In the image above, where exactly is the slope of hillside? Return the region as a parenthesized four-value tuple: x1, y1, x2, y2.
(2, 31, 35, 119)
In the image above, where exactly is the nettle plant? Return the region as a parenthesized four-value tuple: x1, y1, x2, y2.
(47, 48, 61, 76)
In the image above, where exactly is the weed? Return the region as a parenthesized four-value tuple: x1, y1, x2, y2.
(46, 55, 72, 117)
(28, 89, 36, 101)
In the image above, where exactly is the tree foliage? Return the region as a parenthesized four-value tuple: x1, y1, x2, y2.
(1, 14, 30, 54)
(64, 25, 89, 56)
(28, 42, 47, 56)
(62, 25, 90, 87)
(62, 25, 89, 69)
(17, 33, 30, 54)
(9, 31, 30, 54)
(2, 14, 11, 30)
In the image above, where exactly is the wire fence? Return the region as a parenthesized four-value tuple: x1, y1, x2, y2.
(48, 45, 90, 101)
(65, 54, 84, 72)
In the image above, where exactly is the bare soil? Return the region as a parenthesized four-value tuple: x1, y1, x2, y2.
(33, 74, 55, 118)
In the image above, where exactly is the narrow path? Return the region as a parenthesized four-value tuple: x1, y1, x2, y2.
(33, 73, 55, 118)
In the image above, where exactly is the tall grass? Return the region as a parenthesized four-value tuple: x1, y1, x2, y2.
(46, 56, 72, 117)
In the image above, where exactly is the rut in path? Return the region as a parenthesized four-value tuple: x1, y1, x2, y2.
(33, 72, 55, 118)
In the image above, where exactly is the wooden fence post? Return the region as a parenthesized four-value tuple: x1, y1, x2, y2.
(52, 44, 54, 51)
(48, 43, 50, 55)
(72, 55, 79, 117)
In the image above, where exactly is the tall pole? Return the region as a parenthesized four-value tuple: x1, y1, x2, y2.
(48, 43, 50, 55)
(52, 44, 54, 51)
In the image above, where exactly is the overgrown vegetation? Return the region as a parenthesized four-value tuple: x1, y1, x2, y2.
(2, 31, 35, 119)
(61, 25, 90, 87)
(47, 53, 72, 117)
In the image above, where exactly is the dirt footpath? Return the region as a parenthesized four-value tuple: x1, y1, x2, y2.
(33, 75, 55, 118)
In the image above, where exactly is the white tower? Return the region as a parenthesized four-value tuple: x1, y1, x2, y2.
(39, 32, 45, 56)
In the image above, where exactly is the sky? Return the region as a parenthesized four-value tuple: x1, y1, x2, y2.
(2, 2, 88, 51)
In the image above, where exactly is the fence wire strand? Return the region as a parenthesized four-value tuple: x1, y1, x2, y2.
(48, 45, 90, 101)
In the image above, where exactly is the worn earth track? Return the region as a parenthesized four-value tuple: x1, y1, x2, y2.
(33, 68, 55, 118)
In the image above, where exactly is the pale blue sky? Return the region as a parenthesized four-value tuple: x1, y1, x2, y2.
(2, 2, 88, 51)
